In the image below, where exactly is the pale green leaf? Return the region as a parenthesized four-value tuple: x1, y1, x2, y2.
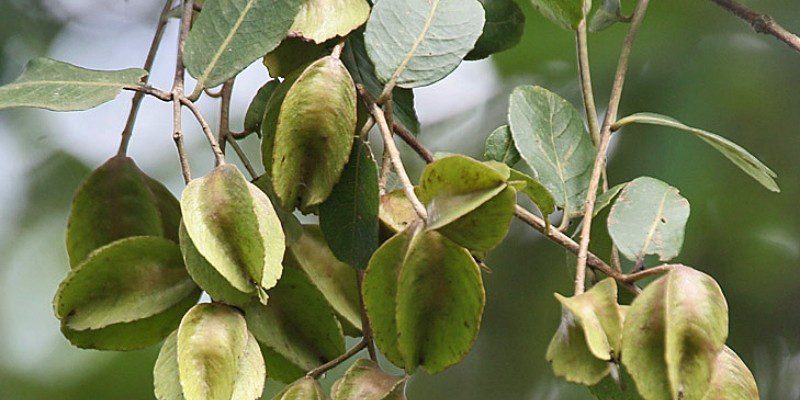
(484, 125, 521, 166)
(55, 236, 199, 331)
(466, 0, 526, 60)
(613, 112, 779, 192)
(67, 156, 177, 267)
(509, 86, 595, 217)
(319, 139, 380, 270)
(365, 0, 485, 89)
(379, 190, 419, 236)
(244, 267, 345, 383)
(702, 347, 759, 400)
(509, 168, 556, 216)
(289, 0, 370, 43)
(269, 56, 357, 210)
(593, 182, 627, 217)
(589, 0, 628, 32)
(607, 177, 690, 262)
(272, 377, 328, 400)
(622, 266, 728, 400)
(184, 0, 302, 89)
(181, 164, 285, 297)
(288, 225, 362, 335)
(530, 0, 589, 30)
(363, 225, 485, 373)
(154, 332, 184, 400)
(0, 58, 146, 111)
(331, 359, 407, 400)
(343, 27, 420, 135)
(177, 303, 249, 400)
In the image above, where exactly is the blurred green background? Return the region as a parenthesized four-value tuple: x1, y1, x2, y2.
(1, 0, 798, 399)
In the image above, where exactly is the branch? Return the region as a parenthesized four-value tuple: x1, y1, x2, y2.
(123, 85, 172, 101)
(387, 114, 642, 294)
(356, 270, 378, 361)
(171, 0, 195, 184)
(117, 0, 175, 157)
(306, 340, 368, 378)
(709, 0, 800, 54)
(576, 20, 601, 147)
(623, 264, 676, 283)
(574, 0, 651, 295)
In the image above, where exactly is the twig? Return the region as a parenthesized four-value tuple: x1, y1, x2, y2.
(218, 79, 235, 153)
(170, 0, 195, 184)
(574, 0, 651, 295)
(623, 264, 676, 282)
(123, 85, 172, 102)
(386, 116, 642, 294)
(117, 0, 175, 157)
(306, 340, 368, 378)
(359, 85, 427, 220)
(225, 136, 258, 179)
(357, 270, 378, 362)
(709, 0, 800, 54)
(378, 94, 395, 194)
(576, 20, 601, 147)
(180, 96, 226, 166)
(204, 87, 224, 98)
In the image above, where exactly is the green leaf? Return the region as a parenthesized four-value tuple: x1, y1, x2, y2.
(363, 225, 485, 373)
(417, 155, 516, 252)
(181, 164, 285, 299)
(0, 58, 146, 111)
(331, 359, 407, 400)
(289, 0, 370, 43)
(177, 303, 255, 400)
(465, 0, 526, 60)
(343, 27, 420, 135)
(546, 278, 623, 385)
(244, 80, 279, 134)
(613, 112, 779, 192)
(589, 366, 645, 400)
(184, 0, 302, 89)
(607, 177, 690, 262)
(179, 223, 254, 306)
(621, 266, 728, 400)
(319, 139, 379, 269)
(530, 0, 589, 30)
(593, 182, 627, 217)
(268, 56, 357, 210)
(244, 266, 345, 383)
(589, 0, 628, 32)
(251, 174, 304, 246)
(289, 225, 363, 335)
(154, 332, 184, 400)
(509, 86, 595, 217)
(272, 377, 328, 400)
(55, 236, 198, 331)
(66, 156, 180, 267)
(263, 38, 327, 79)
(54, 237, 200, 350)
(702, 347, 759, 400)
(379, 190, 419, 237)
(484, 125, 521, 166)
(509, 169, 556, 216)
(364, 0, 485, 89)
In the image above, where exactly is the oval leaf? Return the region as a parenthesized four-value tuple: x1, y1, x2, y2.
(263, 38, 328, 79)
(288, 225, 362, 335)
(465, 0, 525, 60)
(508, 86, 595, 217)
(269, 56, 357, 210)
(319, 138, 380, 270)
(177, 303, 250, 400)
(363, 225, 485, 373)
(531, 0, 588, 30)
(244, 266, 345, 383)
(508, 168, 556, 217)
(244, 80, 280, 134)
(332, 359, 407, 400)
(289, 0, 370, 43)
(365, 0, 485, 89)
(613, 112, 779, 192)
(622, 266, 729, 400)
(607, 177, 690, 263)
(702, 347, 759, 400)
(184, 0, 302, 89)
(181, 164, 285, 298)
(0, 58, 146, 111)
(67, 156, 179, 267)
(272, 377, 328, 400)
(484, 125, 521, 166)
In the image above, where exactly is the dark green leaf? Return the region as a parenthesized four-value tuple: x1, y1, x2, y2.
(365, 0, 485, 88)
(589, 0, 628, 32)
(262, 38, 327, 79)
(593, 182, 627, 217)
(319, 138, 379, 269)
(508, 168, 556, 216)
(613, 112, 779, 192)
(589, 366, 645, 400)
(509, 86, 595, 217)
(484, 125, 521, 166)
(184, 0, 302, 89)
(244, 80, 279, 134)
(607, 177, 690, 262)
(530, 0, 589, 30)
(331, 359, 407, 400)
(466, 0, 526, 60)
(0, 58, 146, 111)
